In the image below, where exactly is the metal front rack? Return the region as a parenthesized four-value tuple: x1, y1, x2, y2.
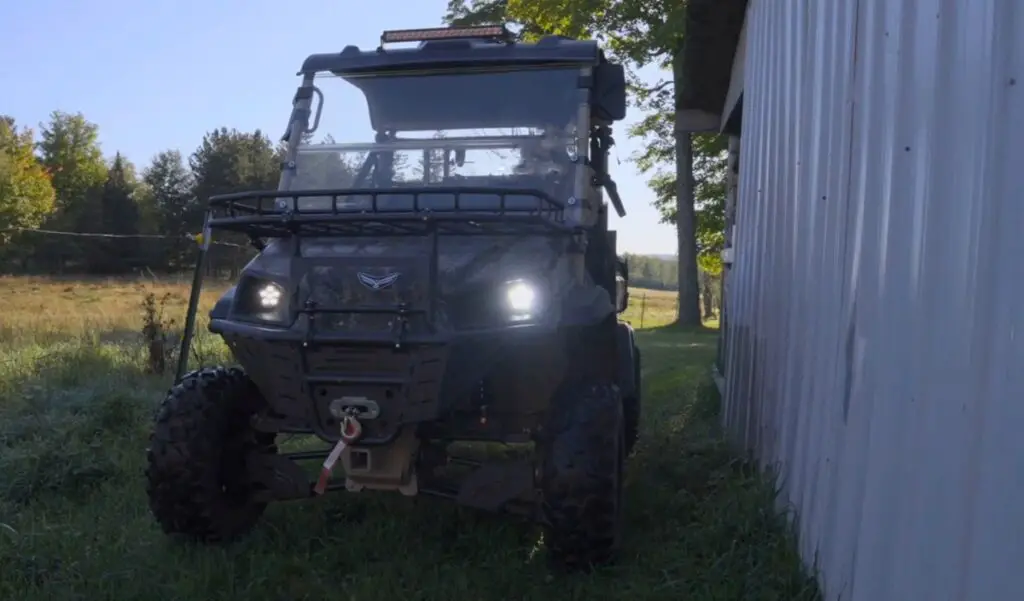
(206, 186, 572, 237)
(174, 186, 574, 382)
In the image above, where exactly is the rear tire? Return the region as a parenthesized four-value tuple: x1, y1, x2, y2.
(623, 347, 641, 455)
(145, 366, 275, 543)
(539, 380, 625, 571)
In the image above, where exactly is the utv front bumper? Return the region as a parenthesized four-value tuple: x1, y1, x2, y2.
(211, 317, 561, 446)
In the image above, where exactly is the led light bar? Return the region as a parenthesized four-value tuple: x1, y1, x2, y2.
(380, 25, 510, 45)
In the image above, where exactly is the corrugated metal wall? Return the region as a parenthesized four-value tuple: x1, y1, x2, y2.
(720, 0, 1023, 600)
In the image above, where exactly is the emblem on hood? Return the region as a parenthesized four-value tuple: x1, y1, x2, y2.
(357, 271, 400, 290)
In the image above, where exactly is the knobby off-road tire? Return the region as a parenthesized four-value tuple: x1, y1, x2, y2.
(540, 380, 625, 571)
(623, 347, 641, 456)
(145, 366, 276, 543)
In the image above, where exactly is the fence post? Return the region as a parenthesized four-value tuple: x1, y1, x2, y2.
(639, 293, 647, 329)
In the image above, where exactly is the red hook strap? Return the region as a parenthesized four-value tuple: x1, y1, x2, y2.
(312, 415, 363, 496)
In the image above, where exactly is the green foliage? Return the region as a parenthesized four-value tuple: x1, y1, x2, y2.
(637, 128, 728, 274)
(0, 117, 55, 245)
(444, 0, 507, 25)
(504, 0, 600, 40)
(145, 151, 194, 224)
(503, 0, 688, 66)
(1, 115, 289, 275)
(185, 128, 280, 274)
(622, 253, 720, 317)
(189, 127, 279, 202)
(143, 150, 196, 269)
(32, 112, 110, 270)
(411, 131, 448, 183)
(624, 253, 678, 290)
(100, 154, 140, 234)
(443, 0, 544, 39)
(297, 133, 362, 189)
(91, 153, 142, 272)
(36, 111, 108, 220)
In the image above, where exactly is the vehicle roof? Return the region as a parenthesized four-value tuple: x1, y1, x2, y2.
(299, 36, 603, 75)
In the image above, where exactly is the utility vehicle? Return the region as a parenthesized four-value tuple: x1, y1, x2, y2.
(145, 25, 641, 569)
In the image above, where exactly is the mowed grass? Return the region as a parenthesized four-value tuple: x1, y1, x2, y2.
(0, 276, 818, 601)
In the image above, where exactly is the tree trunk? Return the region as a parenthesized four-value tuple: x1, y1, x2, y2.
(700, 270, 715, 320)
(672, 48, 702, 327)
(673, 120, 702, 327)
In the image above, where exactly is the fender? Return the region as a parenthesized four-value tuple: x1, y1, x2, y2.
(614, 320, 639, 399)
(615, 255, 629, 313)
(209, 286, 236, 321)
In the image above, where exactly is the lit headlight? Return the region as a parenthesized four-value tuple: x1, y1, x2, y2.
(258, 283, 284, 308)
(505, 279, 538, 321)
(231, 277, 291, 325)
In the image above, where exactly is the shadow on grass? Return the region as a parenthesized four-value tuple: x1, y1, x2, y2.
(628, 332, 819, 600)
(0, 341, 169, 508)
(0, 322, 233, 505)
(0, 327, 820, 601)
(640, 320, 720, 336)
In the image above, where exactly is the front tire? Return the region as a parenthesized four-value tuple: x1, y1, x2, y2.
(145, 366, 275, 543)
(539, 380, 625, 570)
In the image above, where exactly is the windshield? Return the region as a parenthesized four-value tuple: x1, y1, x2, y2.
(285, 67, 585, 211)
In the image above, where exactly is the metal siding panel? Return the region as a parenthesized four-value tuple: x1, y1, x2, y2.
(721, 0, 1024, 599)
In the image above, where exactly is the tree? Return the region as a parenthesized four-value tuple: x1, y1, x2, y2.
(92, 152, 142, 272)
(622, 253, 682, 290)
(190, 128, 279, 201)
(637, 126, 728, 275)
(0, 116, 56, 270)
(100, 153, 140, 233)
(296, 133, 361, 189)
(144, 150, 195, 269)
(443, 0, 718, 326)
(412, 132, 448, 183)
(0, 117, 55, 243)
(35, 111, 109, 270)
(37, 111, 108, 221)
(189, 128, 281, 275)
(444, 0, 545, 39)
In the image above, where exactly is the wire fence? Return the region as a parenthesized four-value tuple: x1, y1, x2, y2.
(1, 226, 256, 278)
(633, 292, 677, 329)
(629, 291, 722, 329)
(0, 227, 247, 248)
(3, 227, 722, 331)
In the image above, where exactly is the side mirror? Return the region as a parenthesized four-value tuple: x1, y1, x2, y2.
(592, 62, 627, 122)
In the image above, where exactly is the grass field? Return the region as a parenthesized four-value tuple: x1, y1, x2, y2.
(0, 276, 818, 601)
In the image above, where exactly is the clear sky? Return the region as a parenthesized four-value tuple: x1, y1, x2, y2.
(0, 0, 677, 256)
